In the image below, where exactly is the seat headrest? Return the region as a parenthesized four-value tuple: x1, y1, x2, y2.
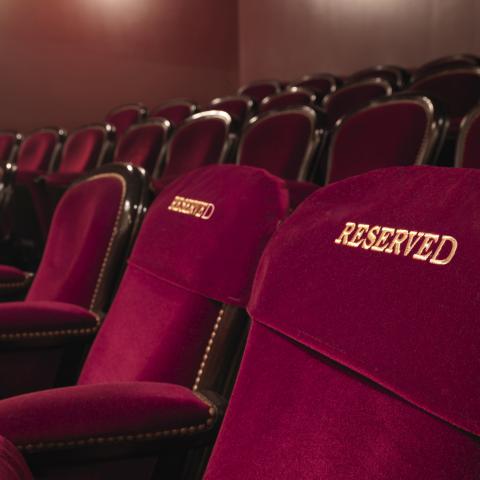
(249, 166, 480, 436)
(129, 165, 289, 306)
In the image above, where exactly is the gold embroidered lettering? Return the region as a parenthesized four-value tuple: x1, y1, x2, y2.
(371, 227, 395, 252)
(168, 196, 215, 220)
(347, 224, 370, 247)
(412, 233, 440, 262)
(334, 222, 356, 245)
(430, 235, 458, 265)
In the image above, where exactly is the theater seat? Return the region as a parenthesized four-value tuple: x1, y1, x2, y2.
(455, 105, 480, 168)
(325, 94, 447, 184)
(205, 166, 480, 480)
(348, 65, 410, 90)
(323, 78, 393, 128)
(152, 110, 236, 193)
(237, 106, 324, 208)
(238, 80, 282, 102)
(0, 164, 148, 397)
(105, 104, 147, 137)
(412, 53, 480, 81)
(0, 436, 31, 480)
(113, 119, 171, 176)
(290, 73, 341, 99)
(0, 165, 288, 479)
(150, 100, 197, 126)
(0, 131, 22, 167)
(209, 95, 255, 125)
(259, 87, 317, 113)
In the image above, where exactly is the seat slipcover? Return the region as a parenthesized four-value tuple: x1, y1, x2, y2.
(205, 166, 480, 479)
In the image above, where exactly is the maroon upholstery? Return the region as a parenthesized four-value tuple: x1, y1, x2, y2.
(0, 132, 21, 166)
(237, 106, 320, 181)
(113, 119, 171, 175)
(0, 266, 30, 285)
(15, 129, 64, 175)
(259, 87, 316, 113)
(455, 106, 480, 168)
(348, 65, 408, 89)
(105, 104, 146, 137)
(0, 166, 288, 474)
(238, 80, 281, 102)
(152, 111, 234, 191)
(209, 96, 255, 125)
(0, 383, 213, 450)
(409, 68, 480, 134)
(205, 166, 480, 479)
(291, 73, 340, 99)
(326, 95, 446, 184)
(150, 100, 197, 126)
(0, 436, 31, 480)
(323, 78, 392, 127)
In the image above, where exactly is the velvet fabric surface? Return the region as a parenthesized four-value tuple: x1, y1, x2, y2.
(238, 109, 316, 180)
(114, 123, 168, 175)
(296, 75, 336, 98)
(327, 101, 430, 183)
(0, 436, 31, 480)
(161, 116, 230, 180)
(16, 131, 58, 173)
(260, 90, 314, 113)
(210, 97, 252, 125)
(79, 165, 288, 385)
(325, 82, 390, 127)
(26, 175, 124, 309)
(0, 266, 29, 284)
(239, 83, 280, 102)
(205, 166, 480, 479)
(0, 301, 96, 332)
(0, 383, 212, 447)
(105, 107, 143, 137)
(150, 103, 195, 126)
(56, 127, 106, 174)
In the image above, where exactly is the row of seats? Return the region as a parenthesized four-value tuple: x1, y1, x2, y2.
(0, 163, 478, 479)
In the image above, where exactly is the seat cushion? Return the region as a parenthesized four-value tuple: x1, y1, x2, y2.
(0, 436, 31, 480)
(0, 383, 215, 453)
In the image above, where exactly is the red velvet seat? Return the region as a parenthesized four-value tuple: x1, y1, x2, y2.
(413, 54, 480, 81)
(152, 110, 236, 192)
(348, 65, 410, 90)
(105, 103, 147, 137)
(290, 73, 341, 100)
(259, 87, 317, 114)
(238, 80, 282, 102)
(0, 165, 288, 479)
(113, 119, 171, 176)
(209, 95, 255, 125)
(323, 78, 393, 128)
(408, 67, 480, 135)
(0, 436, 31, 480)
(455, 105, 480, 168)
(0, 164, 148, 397)
(205, 166, 480, 480)
(326, 94, 447, 184)
(149, 99, 197, 126)
(0, 131, 22, 167)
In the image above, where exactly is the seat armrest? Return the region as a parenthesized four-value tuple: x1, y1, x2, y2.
(0, 301, 100, 348)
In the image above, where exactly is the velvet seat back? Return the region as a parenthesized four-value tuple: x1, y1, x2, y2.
(205, 166, 480, 480)
(326, 96, 445, 184)
(78, 165, 288, 387)
(348, 65, 408, 90)
(455, 105, 480, 168)
(58, 125, 112, 174)
(114, 120, 170, 175)
(209, 96, 254, 125)
(238, 81, 281, 102)
(26, 168, 131, 310)
(323, 78, 392, 127)
(105, 104, 146, 137)
(237, 107, 319, 181)
(161, 111, 232, 180)
(293, 74, 339, 98)
(259, 88, 316, 114)
(413, 54, 480, 81)
(16, 129, 62, 173)
(408, 68, 480, 131)
(0, 132, 20, 165)
(150, 101, 197, 126)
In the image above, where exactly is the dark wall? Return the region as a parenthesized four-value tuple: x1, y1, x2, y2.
(0, 0, 238, 130)
(238, 0, 480, 84)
